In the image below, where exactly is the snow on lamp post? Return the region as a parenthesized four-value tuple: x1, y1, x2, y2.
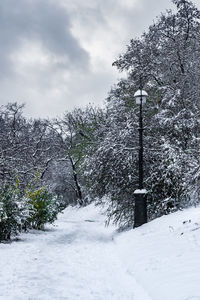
(133, 89, 148, 227)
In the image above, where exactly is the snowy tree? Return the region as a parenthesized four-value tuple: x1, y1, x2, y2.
(83, 0, 200, 226)
(53, 106, 105, 205)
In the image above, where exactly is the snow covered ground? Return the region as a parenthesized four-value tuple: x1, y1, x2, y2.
(0, 203, 200, 300)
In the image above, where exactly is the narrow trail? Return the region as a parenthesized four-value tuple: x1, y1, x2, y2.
(0, 205, 152, 300)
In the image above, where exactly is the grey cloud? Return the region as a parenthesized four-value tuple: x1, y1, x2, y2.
(1, 0, 199, 118)
(0, 0, 90, 77)
(120, 0, 174, 38)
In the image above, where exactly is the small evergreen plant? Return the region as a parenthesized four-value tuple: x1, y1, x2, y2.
(26, 187, 60, 230)
(0, 184, 22, 240)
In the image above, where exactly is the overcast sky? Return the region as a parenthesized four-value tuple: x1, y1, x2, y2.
(0, 0, 199, 118)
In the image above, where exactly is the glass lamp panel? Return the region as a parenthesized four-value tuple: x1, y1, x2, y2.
(136, 96, 146, 104)
(134, 89, 148, 105)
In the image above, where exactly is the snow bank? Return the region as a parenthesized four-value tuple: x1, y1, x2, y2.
(115, 206, 200, 300)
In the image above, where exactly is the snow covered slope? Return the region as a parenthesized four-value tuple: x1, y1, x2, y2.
(115, 206, 200, 300)
(0, 204, 200, 300)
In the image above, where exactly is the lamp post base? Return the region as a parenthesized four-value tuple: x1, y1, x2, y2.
(134, 189, 147, 228)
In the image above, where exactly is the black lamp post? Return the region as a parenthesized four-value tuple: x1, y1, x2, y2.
(133, 89, 148, 227)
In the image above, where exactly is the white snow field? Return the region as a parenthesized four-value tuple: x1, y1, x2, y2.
(0, 204, 200, 300)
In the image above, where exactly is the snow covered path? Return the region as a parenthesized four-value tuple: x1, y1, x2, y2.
(2, 203, 200, 300)
(0, 205, 151, 300)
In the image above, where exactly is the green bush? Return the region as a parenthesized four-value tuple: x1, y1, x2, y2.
(0, 180, 63, 241)
(0, 184, 23, 241)
(25, 187, 61, 230)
